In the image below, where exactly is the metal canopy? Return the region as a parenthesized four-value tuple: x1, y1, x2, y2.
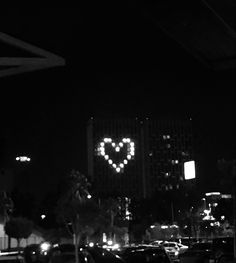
(0, 32, 65, 78)
(142, 0, 236, 70)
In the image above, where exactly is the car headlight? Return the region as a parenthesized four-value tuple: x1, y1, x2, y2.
(175, 251, 179, 256)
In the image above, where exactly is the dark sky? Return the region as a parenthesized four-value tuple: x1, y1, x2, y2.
(0, 6, 235, 199)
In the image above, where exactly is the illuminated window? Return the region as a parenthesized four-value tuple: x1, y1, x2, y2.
(115, 147, 120, 152)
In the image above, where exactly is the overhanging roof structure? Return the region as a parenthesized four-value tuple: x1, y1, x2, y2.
(141, 0, 236, 70)
(0, 32, 65, 78)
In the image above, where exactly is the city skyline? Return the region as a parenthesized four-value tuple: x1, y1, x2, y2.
(0, 6, 235, 201)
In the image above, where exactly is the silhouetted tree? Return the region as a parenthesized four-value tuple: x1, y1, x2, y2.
(56, 170, 101, 263)
(4, 217, 33, 249)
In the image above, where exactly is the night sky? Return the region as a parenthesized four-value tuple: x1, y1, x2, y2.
(0, 6, 235, 200)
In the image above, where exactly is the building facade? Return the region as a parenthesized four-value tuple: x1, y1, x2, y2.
(87, 118, 194, 199)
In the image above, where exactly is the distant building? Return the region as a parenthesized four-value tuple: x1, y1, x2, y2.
(144, 119, 194, 196)
(87, 118, 194, 199)
(87, 118, 144, 198)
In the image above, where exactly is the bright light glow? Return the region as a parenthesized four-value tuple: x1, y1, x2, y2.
(204, 209, 210, 214)
(41, 214, 46, 220)
(124, 160, 128, 164)
(112, 164, 117, 168)
(89, 242, 94, 247)
(105, 155, 109, 160)
(16, 156, 31, 162)
(103, 233, 107, 243)
(119, 163, 124, 168)
(184, 161, 196, 180)
(112, 142, 116, 147)
(127, 155, 131, 160)
(115, 147, 120, 152)
(205, 192, 221, 197)
(170, 224, 179, 228)
(107, 240, 113, 246)
(100, 142, 105, 146)
(112, 244, 120, 250)
(150, 225, 155, 229)
(87, 194, 92, 199)
(221, 194, 232, 199)
(40, 242, 51, 252)
(161, 225, 168, 229)
(116, 167, 121, 173)
(108, 159, 113, 164)
(119, 142, 124, 147)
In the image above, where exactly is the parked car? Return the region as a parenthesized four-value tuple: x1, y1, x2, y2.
(48, 243, 125, 263)
(211, 237, 234, 263)
(150, 240, 164, 246)
(179, 242, 213, 263)
(0, 250, 25, 263)
(161, 242, 184, 261)
(0, 253, 25, 263)
(120, 245, 171, 263)
(24, 243, 51, 263)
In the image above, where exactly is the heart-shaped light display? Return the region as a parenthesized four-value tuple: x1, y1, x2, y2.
(97, 137, 135, 173)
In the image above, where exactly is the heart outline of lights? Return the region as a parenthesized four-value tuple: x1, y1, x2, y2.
(97, 137, 135, 173)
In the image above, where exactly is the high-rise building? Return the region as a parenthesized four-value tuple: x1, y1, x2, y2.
(87, 118, 145, 199)
(87, 118, 194, 199)
(144, 119, 194, 196)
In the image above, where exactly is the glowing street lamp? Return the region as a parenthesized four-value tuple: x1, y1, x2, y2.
(16, 156, 31, 162)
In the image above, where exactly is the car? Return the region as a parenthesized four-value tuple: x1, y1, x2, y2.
(211, 237, 234, 263)
(161, 242, 182, 261)
(150, 240, 164, 246)
(48, 243, 125, 263)
(119, 245, 171, 263)
(0, 250, 25, 263)
(23, 243, 51, 263)
(0, 253, 25, 263)
(179, 242, 213, 263)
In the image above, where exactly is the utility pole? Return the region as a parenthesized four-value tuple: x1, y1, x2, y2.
(171, 202, 175, 223)
(233, 160, 236, 261)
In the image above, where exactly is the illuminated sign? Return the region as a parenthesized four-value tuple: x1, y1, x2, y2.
(184, 160, 196, 180)
(97, 137, 135, 173)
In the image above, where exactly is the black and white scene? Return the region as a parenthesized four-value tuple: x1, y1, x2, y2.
(0, 3, 236, 263)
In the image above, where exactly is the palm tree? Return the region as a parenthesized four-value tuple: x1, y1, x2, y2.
(101, 197, 120, 242)
(56, 170, 99, 263)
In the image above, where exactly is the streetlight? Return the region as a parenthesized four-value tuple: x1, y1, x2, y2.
(15, 156, 31, 162)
